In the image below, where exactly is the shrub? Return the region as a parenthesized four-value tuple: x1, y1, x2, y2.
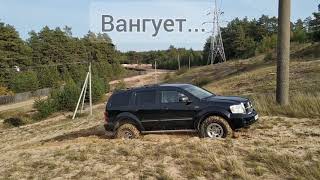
(3, 117, 24, 127)
(92, 76, 106, 102)
(10, 71, 39, 93)
(36, 67, 61, 88)
(256, 35, 277, 54)
(263, 52, 275, 62)
(54, 80, 80, 111)
(175, 67, 188, 76)
(0, 86, 14, 96)
(33, 98, 57, 119)
(114, 80, 126, 91)
(192, 77, 211, 87)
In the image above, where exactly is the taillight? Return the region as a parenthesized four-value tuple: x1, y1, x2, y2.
(104, 111, 109, 122)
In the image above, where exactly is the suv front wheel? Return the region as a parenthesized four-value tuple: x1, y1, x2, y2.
(115, 123, 140, 139)
(200, 116, 232, 138)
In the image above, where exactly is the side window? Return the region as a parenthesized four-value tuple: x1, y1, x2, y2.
(161, 91, 186, 104)
(110, 92, 131, 107)
(136, 91, 156, 106)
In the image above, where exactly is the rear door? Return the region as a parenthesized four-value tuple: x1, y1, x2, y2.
(134, 90, 161, 131)
(159, 90, 197, 130)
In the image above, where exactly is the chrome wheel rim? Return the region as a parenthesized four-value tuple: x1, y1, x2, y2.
(206, 123, 224, 138)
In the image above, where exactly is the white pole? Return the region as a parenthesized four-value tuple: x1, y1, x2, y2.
(155, 60, 157, 84)
(178, 54, 181, 70)
(80, 76, 88, 114)
(89, 63, 93, 116)
(72, 72, 89, 119)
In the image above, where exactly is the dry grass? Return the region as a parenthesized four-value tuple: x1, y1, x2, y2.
(251, 92, 320, 118)
(0, 106, 320, 179)
(168, 56, 320, 118)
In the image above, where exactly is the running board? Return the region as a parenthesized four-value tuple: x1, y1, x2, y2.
(141, 130, 197, 134)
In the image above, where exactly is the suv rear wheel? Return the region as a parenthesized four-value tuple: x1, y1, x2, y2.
(200, 116, 232, 138)
(115, 123, 140, 139)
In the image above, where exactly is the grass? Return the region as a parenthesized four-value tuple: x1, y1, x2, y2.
(0, 106, 319, 179)
(251, 92, 320, 118)
(167, 52, 320, 118)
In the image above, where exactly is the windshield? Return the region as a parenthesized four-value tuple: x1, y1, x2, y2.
(182, 85, 214, 99)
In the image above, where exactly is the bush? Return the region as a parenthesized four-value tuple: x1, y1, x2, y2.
(114, 80, 126, 91)
(36, 67, 61, 88)
(3, 117, 24, 127)
(54, 80, 80, 111)
(92, 76, 106, 102)
(264, 52, 275, 62)
(33, 98, 57, 119)
(175, 68, 188, 76)
(10, 71, 39, 93)
(256, 35, 277, 54)
(192, 77, 211, 87)
(0, 86, 14, 96)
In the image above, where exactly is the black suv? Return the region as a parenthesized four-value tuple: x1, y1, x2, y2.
(104, 84, 258, 139)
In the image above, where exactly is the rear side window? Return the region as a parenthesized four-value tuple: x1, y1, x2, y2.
(110, 92, 131, 107)
(136, 91, 156, 106)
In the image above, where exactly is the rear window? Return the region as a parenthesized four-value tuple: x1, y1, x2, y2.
(110, 92, 131, 107)
(135, 90, 156, 106)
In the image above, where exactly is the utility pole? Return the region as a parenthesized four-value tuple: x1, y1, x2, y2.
(189, 55, 191, 70)
(276, 0, 291, 105)
(154, 60, 157, 84)
(89, 63, 92, 115)
(72, 63, 93, 119)
(177, 54, 181, 70)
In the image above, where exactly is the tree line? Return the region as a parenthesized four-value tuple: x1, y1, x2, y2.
(122, 12, 320, 69)
(0, 24, 124, 95)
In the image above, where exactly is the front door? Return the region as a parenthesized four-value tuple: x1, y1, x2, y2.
(159, 90, 196, 130)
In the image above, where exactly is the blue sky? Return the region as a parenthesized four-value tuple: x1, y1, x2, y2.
(0, 0, 318, 52)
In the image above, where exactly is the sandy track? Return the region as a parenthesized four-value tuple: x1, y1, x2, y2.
(0, 69, 169, 113)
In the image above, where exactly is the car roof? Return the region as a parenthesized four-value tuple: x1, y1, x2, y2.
(114, 83, 193, 93)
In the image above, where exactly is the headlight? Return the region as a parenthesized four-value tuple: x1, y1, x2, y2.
(230, 103, 246, 114)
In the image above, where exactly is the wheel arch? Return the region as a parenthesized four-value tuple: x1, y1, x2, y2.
(114, 112, 144, 131)
(196, 108, 234, 130)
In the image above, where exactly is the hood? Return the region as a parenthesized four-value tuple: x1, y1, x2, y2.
(205, 95, 248, 105)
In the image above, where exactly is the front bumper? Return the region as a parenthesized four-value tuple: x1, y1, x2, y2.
(230, 110, 259, 129)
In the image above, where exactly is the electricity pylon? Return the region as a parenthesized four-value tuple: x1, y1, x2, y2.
(204, 0, 226, 65)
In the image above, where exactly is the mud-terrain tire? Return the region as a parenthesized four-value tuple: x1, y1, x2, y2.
(200, 116, 233, 138)
(115, 123, 140, 139)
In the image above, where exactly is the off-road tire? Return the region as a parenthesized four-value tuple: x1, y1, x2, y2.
(115, 123, 140, 139)
(200, 116, 233, 138)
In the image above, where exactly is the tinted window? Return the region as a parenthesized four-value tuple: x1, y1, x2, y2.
(161, 91, 186, 103)
(136, 91, 156, 105)
(182, 85, 214, 99)
(110, 92, 131, 107)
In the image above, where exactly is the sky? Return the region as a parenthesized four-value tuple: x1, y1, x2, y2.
(0, 0, 318, 52)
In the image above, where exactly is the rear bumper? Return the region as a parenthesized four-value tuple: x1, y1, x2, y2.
(104, 122, 115, 132)
(230, 110, 259, 129)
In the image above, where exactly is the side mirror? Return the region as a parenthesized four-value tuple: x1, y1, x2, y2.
(179, 96, 191, 104)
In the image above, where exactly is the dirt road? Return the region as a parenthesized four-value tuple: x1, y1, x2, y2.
(0, 68, 169, 113)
